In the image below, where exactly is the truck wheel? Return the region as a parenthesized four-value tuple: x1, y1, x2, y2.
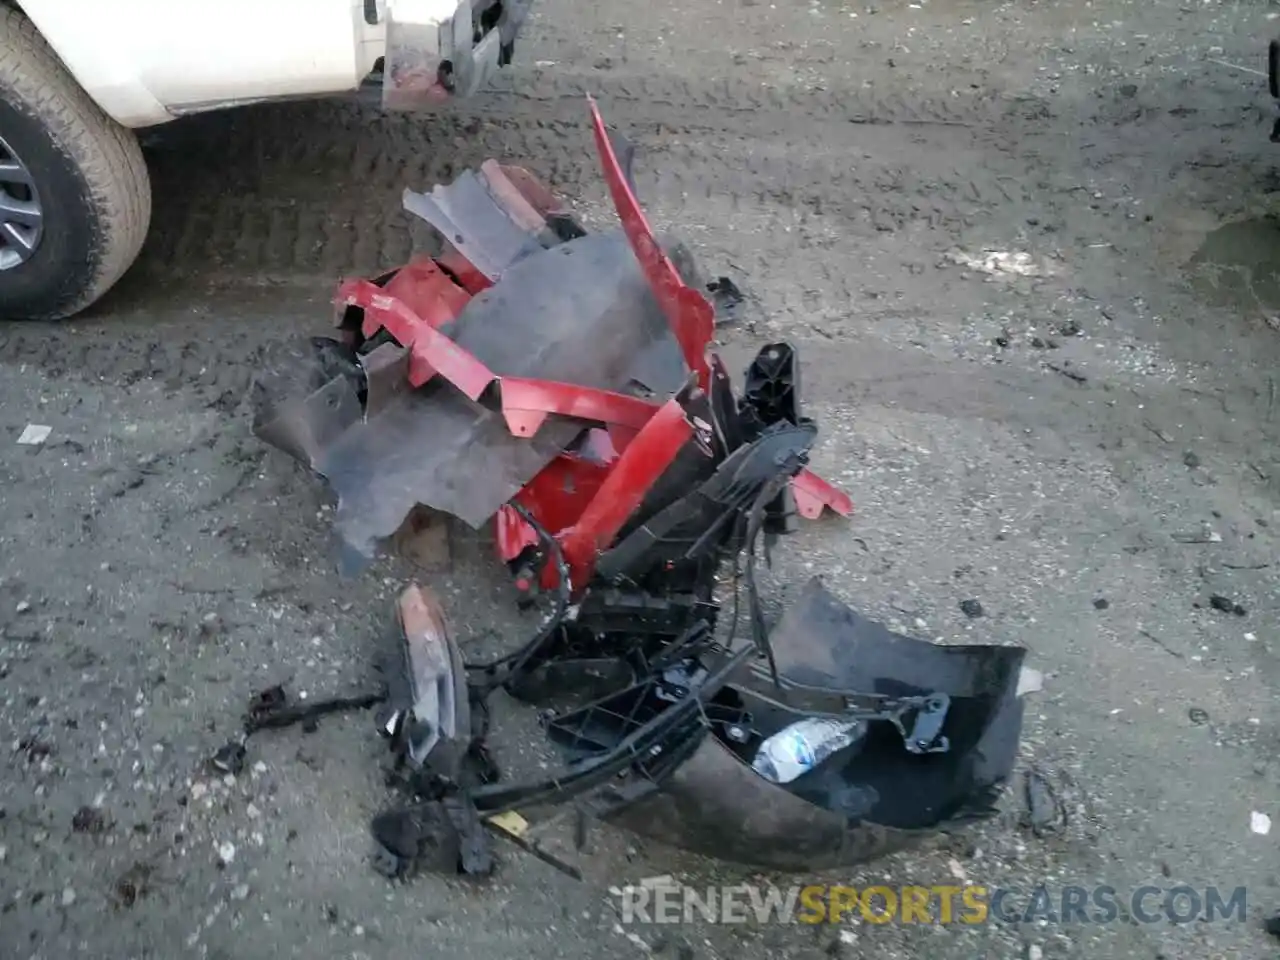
(0, 6, 151, 321)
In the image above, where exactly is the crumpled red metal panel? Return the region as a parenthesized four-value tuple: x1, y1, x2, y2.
(588, 97, 715, 390)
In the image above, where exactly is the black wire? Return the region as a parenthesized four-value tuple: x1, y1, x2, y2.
(742, 475, 788, 687)
(463, 502, 572, 694)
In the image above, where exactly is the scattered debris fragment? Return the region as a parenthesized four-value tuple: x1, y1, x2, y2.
(113, 863, 151, 908)
(242, 98, 1032, 880)
(1264, 911, 1280, 938)
(244, 690, 382, 734)
(1208, 594, 1247, 616)
(71, 805, 107, 834)
(1251, 811, 1272, 836)
(959, 599, 984, 618)
(1183, 450, 1200, 468)
(1022, 768, 1067, 838)
(371, 794, 494, 879)
(209, 684, 386, 777)
(706, 276, 745, 326)
(209, 742, 246, 776)
(1046, 362, 1087, 384)
(1016, 667, 1044, 697)
(948, 249, 1051, 279)
(1188, 707, 1209, 725)
(1172, 524, 1222, 544)
(16, 424, 51, 445)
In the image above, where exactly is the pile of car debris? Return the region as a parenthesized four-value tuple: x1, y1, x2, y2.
(240, 98, 1031, 879)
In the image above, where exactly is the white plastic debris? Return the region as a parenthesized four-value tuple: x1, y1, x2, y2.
(1016, 666, 1044, 697)
(16, 424, 51, 445)
(639, 874, 679, 889)
(949, 249, 1052, 279)
(1251, 811, 1271, 836)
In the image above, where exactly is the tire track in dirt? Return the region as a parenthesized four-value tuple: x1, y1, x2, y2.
(131, 71, 1045, 283)
(1, 72, 1056, 393)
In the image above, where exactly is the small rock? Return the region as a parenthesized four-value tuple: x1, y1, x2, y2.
(1183, 451, 1200, 469)
(1209, 595, 1247, 616)
(959, 599, 984, 618)
(61, 887, 76, 907)
(230, 884, 250, 902)
(210, 742, 246, 776)
(1093, 598, 1109, 610)
(1059, 319, 1083, 337)
(217, 841, 236, 865)
(1264, 911, 1280, 938)
(15, 601, 30, 614)
(1027, 945, 1044, 960)
(71, 806, 106, 834)
(1251, 811, 1272, 836)
(1188, 707, 1209, 725)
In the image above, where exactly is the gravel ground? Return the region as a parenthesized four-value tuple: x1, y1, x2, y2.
(3, 0, 1280, 958)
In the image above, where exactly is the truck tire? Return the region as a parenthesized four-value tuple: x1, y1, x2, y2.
(0, 6, 151, 321)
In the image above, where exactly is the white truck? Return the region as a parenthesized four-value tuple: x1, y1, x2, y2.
(0, 0, 534, 321)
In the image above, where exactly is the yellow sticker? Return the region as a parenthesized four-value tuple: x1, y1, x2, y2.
(486, 811, 529, 837)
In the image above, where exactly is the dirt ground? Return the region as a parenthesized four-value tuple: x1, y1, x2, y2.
(3, 0, 1280, 957)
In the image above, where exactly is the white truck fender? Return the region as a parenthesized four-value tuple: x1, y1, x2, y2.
(14, 1, 172, 126)
(14, 0, 380, 128)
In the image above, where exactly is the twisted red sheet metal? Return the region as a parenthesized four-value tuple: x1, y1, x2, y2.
(587, 96, 715, 391)
(336, 98, 852, 594)
(337, 279, 663, 439)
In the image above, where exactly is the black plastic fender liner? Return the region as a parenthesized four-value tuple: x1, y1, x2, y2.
(601, 731, 926, 871)
(600, 577, 1027, 870)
